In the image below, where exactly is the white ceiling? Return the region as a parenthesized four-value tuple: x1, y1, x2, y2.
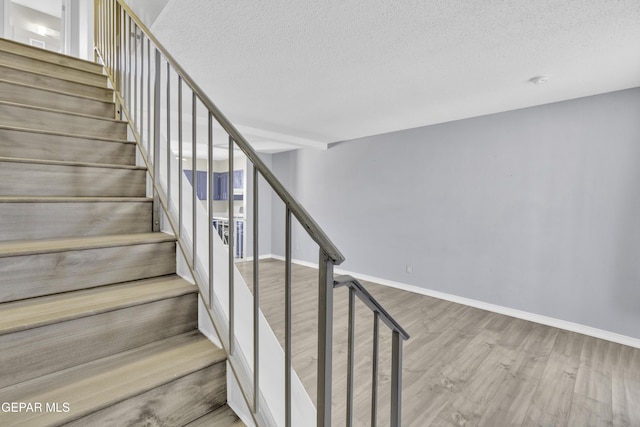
(151, 0, 640, 150)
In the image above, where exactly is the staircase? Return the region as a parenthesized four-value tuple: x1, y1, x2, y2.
(0, 38, 242, 426)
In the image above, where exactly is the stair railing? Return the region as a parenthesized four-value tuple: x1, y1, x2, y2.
(94, 1, 409, 425)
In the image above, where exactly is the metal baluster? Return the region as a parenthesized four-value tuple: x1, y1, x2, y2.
(152, 48, 161, 232)
(285, 207, 292, 427)
(147, 38, 151, 159)
(105, 1, 109, 69)
(93, 1, 98, 62)
(371, 312, 379, 427)
(253, 164, 260, 414)
(390, 331, 403, 427)
(127, 17, 132, 114)
(110, 0, 114, 72)
(346, 286, 355, 427)
(110, 0, 114, 71)
(133, 23, 138, 130)
(139, 33, 144, 143)
(116, 3, 121, 97)
(178, 76, 183, 238)
(192, 92, 197, 267)
(228, 136, 235, 355)
(166, 62, 171, 204)
(317, 251, 334, 427)
(208, 112, 214, 309)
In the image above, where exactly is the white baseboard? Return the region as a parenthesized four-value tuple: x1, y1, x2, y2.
(243, 254, 277, 262)
(267, 255, 640, 349)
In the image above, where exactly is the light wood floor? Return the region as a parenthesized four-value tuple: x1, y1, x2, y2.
(236, 259, 640, 427)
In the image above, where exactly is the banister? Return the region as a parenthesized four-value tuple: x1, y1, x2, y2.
(334, 275, 410, 340)
(96, 2, 408, 424)
(113, 0, 345, 265)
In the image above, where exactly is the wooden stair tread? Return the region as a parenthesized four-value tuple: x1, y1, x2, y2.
(0, 125, 133, 145)
(0, 196, 151, 203)
(0, 38, 104, 75)
(0, 156, 146, 170)
(0, 232, 175, 258)
(0, 78, 115, 105)
(0, 331, 225, 426)
(186, 405, 245, 427)
(0, 100, 126, 123)
(0, 63, 113, 93)
(0, 275, 195, 335)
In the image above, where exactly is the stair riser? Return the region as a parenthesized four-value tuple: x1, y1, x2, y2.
(0, 161, 146, 197)
(65, 363, 227, 426)
(0, 293, 198, 388)
(0, 81, 115, 118)
(0, 38, 104, 74)
(0, 201, 152, 242)
(0, 128, 135, 165)
(0, 51, 107, 87)
(0, 103, 126, 138)
(0, 64, 113, 101)
(0, 242, 176, 303)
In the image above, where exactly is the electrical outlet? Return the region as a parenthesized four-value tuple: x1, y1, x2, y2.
(406, 264, 413, 274)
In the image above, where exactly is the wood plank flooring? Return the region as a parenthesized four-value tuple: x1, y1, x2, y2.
(236, 259, 640, 427)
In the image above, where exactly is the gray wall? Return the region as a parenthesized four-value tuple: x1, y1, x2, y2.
(245, 153, 274, 260)
(270, 88, 640, 339)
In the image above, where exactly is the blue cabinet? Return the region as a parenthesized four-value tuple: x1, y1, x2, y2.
(213, 172, 228, 200)
(213, 170, 244, 200)
(185, 170, 244, 201)
(183, 170, 208, 200)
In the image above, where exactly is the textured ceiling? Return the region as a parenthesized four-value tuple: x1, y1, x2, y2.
(151, 0, 640, 149)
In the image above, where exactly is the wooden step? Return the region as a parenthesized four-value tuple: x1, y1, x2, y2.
(0, 126, 135, 166)
(0, 63, 113, 102)
(0, 38, 104, 75)
(0, 101, 127, 139)
(0, 80, 115, 118)
(0, 49, 107, 87)
(0, 275, 197, 388)
(0, 233, 177, 303)
(186, 405, 245, 426)
(0, 157, 146, 197)
(0, 331, 226, 426)
(0, 197, 152, 242)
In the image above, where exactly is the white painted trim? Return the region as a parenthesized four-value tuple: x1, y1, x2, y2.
(244, 254, 277, 262)
(268, 256, 640, 349)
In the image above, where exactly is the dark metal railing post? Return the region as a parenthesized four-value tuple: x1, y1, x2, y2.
(371, 312, 379, 427)
(285, 207, 292, 427)
(177, 76, 183, 237)
(152, 48, 161, 232)
(346, 287, 356, 427)
(253, 164, 260, 413)
(317, 251, 334, 427)
(127, 17, 132, 114)
(228, 136, 235, 355)
(114, 1, 120, 95)
(390, 331, 403, 427)
(208, 112, 214, 308)
(139, 34, 145, 142)
(147, 38, 151, 157)
(166, 62, 171, 204)
(192, 92, 197, 266)
(133, 24, 138, 129)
